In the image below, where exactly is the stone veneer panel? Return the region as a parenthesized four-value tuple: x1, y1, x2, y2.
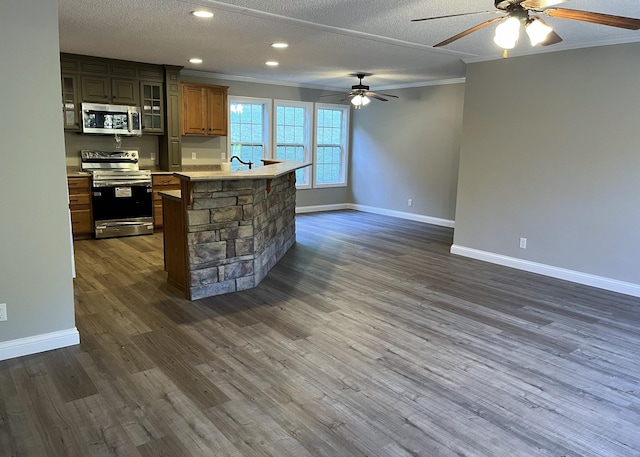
(187, 173, 296, 300)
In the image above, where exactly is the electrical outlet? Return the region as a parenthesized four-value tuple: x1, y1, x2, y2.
(150, 152, 155, 161)
(408, 198, 413, 207)
(519, 237, 527, 249)
(191, 152, 197, 160)
(221, 152, 227, 161)
(0, 303, 7, 321)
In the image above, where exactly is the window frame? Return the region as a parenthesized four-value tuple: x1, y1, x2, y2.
(273, 99, 313, 189)
(313, 103, 350, 189)
(227, 96, 272, 168)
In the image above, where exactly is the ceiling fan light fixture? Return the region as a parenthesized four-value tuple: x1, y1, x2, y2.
(351, 94, 371, 108)
(526, 18, 553, 46)
(493, 17, 520, 50)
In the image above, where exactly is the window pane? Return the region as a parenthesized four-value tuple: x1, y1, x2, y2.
(315, 105, 348, 187)
(230, 100, 268, 169)
(276, 102, 311, 186)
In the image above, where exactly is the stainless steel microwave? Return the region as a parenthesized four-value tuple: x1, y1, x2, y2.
(81, 103, 142, 136)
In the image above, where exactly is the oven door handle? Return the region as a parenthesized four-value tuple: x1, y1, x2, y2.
(93, 180, 151, 187)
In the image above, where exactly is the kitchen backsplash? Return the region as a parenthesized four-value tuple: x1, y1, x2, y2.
(181, 135, 227, 164)
(64, 132, 159, 169)
(64, 132, 228, 170)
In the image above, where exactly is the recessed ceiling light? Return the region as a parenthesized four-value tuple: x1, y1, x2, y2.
(189, 58, 203, 64)
(265, 61, 279, 67)
(271, 42, 289, 49)
(192, 10, 214, 18)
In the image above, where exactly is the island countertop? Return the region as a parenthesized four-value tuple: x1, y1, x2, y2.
(173, 160, 310, 182)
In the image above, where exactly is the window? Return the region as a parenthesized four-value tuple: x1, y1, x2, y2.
(229, 97, 271, 170)
(228, 98, 349, 188)
(315, 104, 349, 187)
(274, 101, 312, 188)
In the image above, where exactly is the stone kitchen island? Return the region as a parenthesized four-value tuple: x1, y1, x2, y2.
(161, 160, 310, 300)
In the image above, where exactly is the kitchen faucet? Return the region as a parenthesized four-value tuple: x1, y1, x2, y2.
(229, 155, 253, 169)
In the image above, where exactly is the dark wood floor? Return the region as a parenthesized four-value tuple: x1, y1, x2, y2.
(1, 210, 639, 456)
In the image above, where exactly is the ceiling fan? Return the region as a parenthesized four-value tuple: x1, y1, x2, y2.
(412, 0, 640, 56)
(341, 73, 398, 109)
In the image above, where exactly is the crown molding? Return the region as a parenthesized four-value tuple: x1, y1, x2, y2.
(463, 36, 640, 64)
(377, 78, 466, 91)
(181, 69, 466, 92)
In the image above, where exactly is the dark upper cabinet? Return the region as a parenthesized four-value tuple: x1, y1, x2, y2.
(61, 54, 179, 170)
(81, 75, 111, 103)
(111, 79, 140, 106)
(60, 53, 166, 135)
(61, 74, 80, 131)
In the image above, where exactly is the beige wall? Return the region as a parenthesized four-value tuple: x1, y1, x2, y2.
(453, 43, 640, 293)
(350, 83, 465, 222)
(0, 0, 77, 353)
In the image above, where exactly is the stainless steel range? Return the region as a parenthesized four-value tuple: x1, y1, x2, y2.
(81, 150, 153, 239)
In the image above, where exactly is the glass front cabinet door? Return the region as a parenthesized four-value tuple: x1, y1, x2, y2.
(61, 74, 80, 131)
(141, 81, 164, 134)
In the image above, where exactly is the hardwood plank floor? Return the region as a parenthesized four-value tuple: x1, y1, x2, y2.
(1, 210, 639, 456)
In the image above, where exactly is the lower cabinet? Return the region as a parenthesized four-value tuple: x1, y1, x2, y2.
(152, 174, 180, 228)
(68, 176, 93, 239)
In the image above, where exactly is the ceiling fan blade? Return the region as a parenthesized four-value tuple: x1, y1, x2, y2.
(412, 10, 494, 22)
(540, 29, 563, 46)
(340, 95, 356, 102)
(520, 0, 568, 8)
(365, 92, 398, 98)
(367, 94, 389, 102)
(544, 8, 640, 30)
(434, 16, 505, 47)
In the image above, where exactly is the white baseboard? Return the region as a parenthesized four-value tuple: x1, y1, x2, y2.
(0, 328, 80, 361)
(296, 203, 455, 228)
(451, 244, 640, 298)
(296, 203, 350, 214)
(349, 204, 455, 228)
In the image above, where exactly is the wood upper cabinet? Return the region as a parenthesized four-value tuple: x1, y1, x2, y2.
(206, 87, 227, 135)
(181, 83, 228, 136)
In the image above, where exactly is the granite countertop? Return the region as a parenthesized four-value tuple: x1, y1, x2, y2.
(67, 171, 91, 177)
(159, 189, 181, 200)
(175, 160, 311, 182)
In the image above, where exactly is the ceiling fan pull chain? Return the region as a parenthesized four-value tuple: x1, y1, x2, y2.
(503, 49, 508, 58)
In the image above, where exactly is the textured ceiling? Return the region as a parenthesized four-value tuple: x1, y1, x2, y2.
(57, 0, 640, 91)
